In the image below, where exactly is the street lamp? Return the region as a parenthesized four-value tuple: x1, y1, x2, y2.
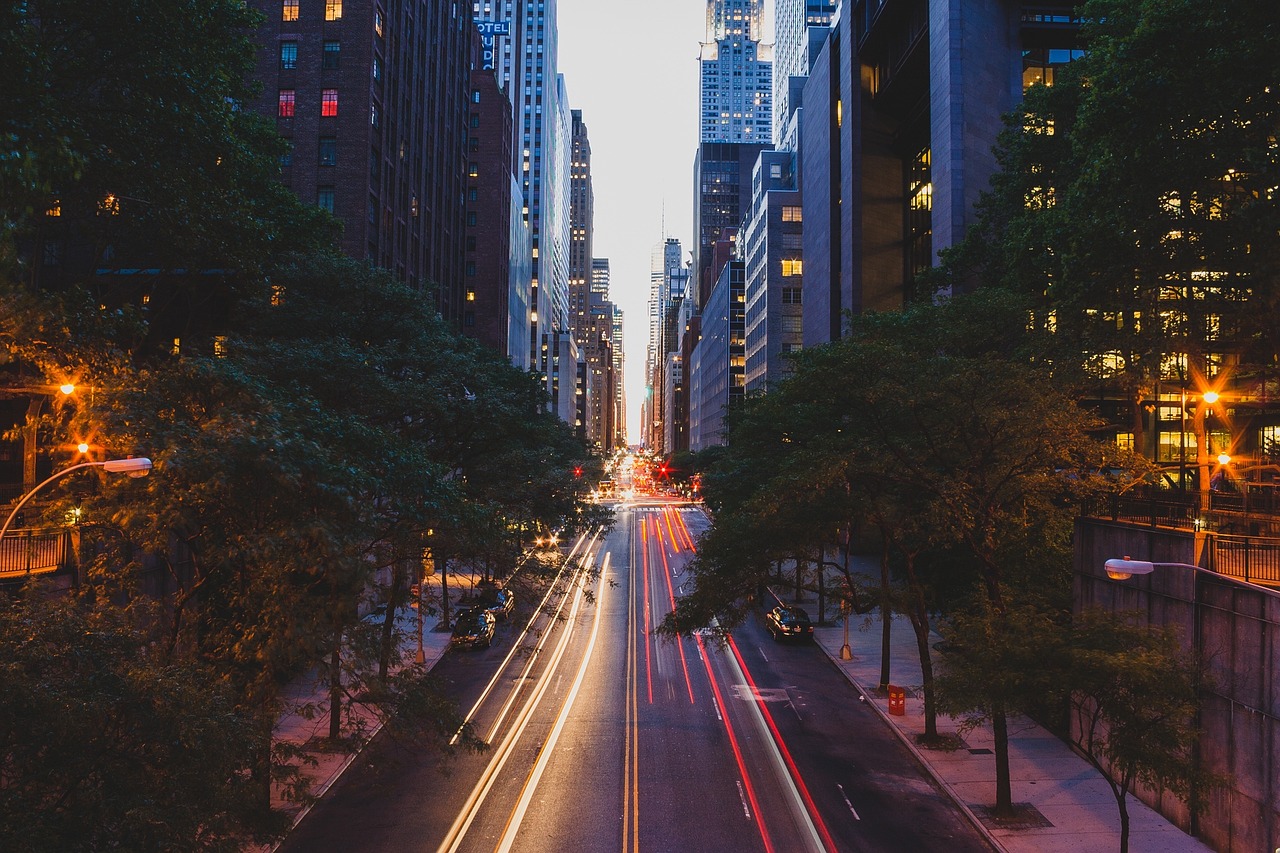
(0, 457, 152, 542)
(1103, 556, 1200, 581)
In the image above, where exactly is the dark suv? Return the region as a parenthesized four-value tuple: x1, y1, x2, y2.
(765, 605, 814, 643)
(451, 607, 496, 649)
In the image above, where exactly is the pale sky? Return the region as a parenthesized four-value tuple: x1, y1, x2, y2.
(556, 0, 774, 445)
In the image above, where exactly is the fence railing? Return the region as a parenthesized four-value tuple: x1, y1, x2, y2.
(1207, 535, 1280, 586)
(0, 528, 72, 577)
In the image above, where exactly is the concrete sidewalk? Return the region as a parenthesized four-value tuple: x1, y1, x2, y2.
(772, 587, 1214, 853)
(255, 574, 477, 852)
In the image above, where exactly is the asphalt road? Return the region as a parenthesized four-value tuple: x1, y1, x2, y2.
(278, 501, 990, 853)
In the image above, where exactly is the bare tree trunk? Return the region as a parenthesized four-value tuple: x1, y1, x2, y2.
(379, 555, 405, 682)
(879, 530, 892, 692)
(1119, 791, 1131, 853)
(439, 553, 451, 625)
(902, 551, 937, 738)
(993, 709, 1014, 817)
(328, 630, 343, 741)
(817, 552, 826, 623)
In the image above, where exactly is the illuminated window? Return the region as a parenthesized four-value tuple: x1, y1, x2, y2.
(278, 89, 296, 117)
(325, 0, 342, 21)
(321, 89, 338, 117)
(213, 336, 228, 358)
(171, 338, 182, 356)
(46, 200, 60, 217)
(374, 8, 384, 37)
(781, 259, 802, 276)
(98, 194, 120, 215)
(1115, 433, 1134, 450)
(280, 42, 297, 70)
(282, 0, 298, 21)
(781, 206, 802, 222)
(466, 291, 476, 301)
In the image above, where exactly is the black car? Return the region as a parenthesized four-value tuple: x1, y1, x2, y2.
(477, 587, 515, 621)
(765, 605, 814, 642)
(451, 607, 496, 649)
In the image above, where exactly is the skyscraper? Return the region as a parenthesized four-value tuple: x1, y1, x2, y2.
(473, 0, 572, 400)
(699, 0, 773, 144)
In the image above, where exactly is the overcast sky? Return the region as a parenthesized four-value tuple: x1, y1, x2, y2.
(556, 0, 774, 444)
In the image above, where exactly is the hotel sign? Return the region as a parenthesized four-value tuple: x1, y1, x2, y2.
(475, 20, 510, 70)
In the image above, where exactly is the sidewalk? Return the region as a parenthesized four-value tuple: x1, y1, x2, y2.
(773, 587, 1214, 853)
(256, 578, 467, 851)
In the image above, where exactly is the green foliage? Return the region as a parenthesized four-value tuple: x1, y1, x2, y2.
(1066, 609, 1213, 821)
(0, 0, 332, 276)
(0, 590, 277, 852)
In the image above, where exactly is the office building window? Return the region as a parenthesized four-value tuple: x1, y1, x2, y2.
(467, 212, 477, 226)
(374, 8, 384, 37)
(325, 0, 342, 21)
(781, 259, 802, 276)
(467, 262, 476, 276)
(319, 136, 337, 166)
(782, 287, 802, 304)
(317, 186, 335, 213)
(278, 89, 296, 117)
(321, 89, 338, 117)
(323, 41, 340, 70)
(781, 206, 802, 222)
(280, 42, 298, 70)
(282, 0, 298, 21)
(279, 140, 293, 167)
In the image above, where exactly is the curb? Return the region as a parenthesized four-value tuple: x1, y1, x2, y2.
(812, 636, 1005, 853)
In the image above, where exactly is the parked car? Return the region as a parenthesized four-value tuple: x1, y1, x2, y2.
(765, 605, 814, 642)
(451, 608, 496, 649)
(477, 587, 515, 621)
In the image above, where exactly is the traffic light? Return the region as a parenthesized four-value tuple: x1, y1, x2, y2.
(573, 465, 583, 478)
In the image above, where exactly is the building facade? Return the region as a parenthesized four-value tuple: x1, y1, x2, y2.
(250, 0, 471, 320)
(690, 258, 746, 451)
(743, 150, 804, 392)
(472, 0, 575, 415)
(800, 0, 1084, 345)
(699, 0, 773, 145)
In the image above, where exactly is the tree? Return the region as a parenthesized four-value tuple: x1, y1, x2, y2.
(1065, 608, 1213, 853)
(0, 590, 275, 852)
(941, 0, 1280, 468)
(0, 0, 331, 279)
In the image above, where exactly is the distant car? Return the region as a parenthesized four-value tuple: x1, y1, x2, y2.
(477, 587, 515, 621)
(451, 608, 496, 649)
(765, 605, 814, 643)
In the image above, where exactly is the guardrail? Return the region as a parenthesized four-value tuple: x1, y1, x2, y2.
(0, 528, 72, 577)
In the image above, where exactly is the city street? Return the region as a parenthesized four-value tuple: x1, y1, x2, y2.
(278, 500, 989, 853)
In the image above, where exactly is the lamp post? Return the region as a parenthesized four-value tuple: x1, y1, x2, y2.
(1103, 557, 1201, 581)
(0, 457, 152, 542)
(839, 596, 853, 660)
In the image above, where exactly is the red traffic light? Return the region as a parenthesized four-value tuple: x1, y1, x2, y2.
(573, 466, 583, 478)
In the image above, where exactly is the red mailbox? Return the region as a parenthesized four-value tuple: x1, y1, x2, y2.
(888, 685, 906, 716)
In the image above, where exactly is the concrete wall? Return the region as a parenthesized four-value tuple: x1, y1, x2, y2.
(1074, 519, 1280, 852)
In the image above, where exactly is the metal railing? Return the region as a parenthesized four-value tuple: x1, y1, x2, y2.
(0, 528, 72, 577)
(1207, 535, 1280, 586)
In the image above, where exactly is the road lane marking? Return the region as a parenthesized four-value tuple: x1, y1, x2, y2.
(495, 549, 608, 852)
(695, 634, 775, 853)
(736, 780, 752, 820)
(655, 517, 695, 704)
(448, 529, 598, 746)
(435, 559, 593, 853)
(836, 784, 861, 820)
(725, 635, 836, 853)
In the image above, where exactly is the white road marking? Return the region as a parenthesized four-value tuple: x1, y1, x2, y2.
(837, 783, 861, 820)
(736, 780, 752, 820)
